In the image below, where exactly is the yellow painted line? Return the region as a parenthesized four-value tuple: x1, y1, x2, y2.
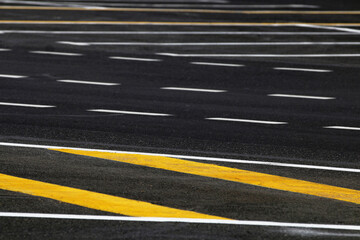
(0, 20, 360, 26)
(0, 173, 226, 219)
(51, 148, 360, 205)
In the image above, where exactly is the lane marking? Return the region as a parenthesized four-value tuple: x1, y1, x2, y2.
(88, 109, 172, 117)
(0, 0, 229, 5)
(161, 87, 227, 93)
(206, 117, 287, 125)
(191, 62, 244, 67)
(298, 24, 360, 34)
(0, 142, 359, 173)
(52, 149, 360, 205)
(268, 94, 335, 100)
(0, 102, 55, 108)
(158, 53, 360, 57)
(30, 51, 82, 56)
(0, 74, 27, 78)
(324, 126, 360, 131)
(0, 48, 10, 51)
(109, 56, 162, 62)
(274, 67, 332, 73)
(0, 173, 223, 219)
(2, 212, 360, 231)
(57, 79, 120, 86)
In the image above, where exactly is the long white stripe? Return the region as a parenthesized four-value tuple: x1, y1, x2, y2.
(30, 51, 82, 56)
(324, 126, 360, 131)
(268, 94, 335, 100)
(0, 102, 55, 108)
(274, 67, 332, 72)
(0, 142, 359, 173)
(88, 109, 172, 117)
(157, 53, 360, 57)
(191, 62, 243, 67)
(299, 24, 360, 34)
(0, 74, 27, 78)
(109, 56, 162, 62)
(57, 79, 120, 86)
(206, 117, 287, 125)
(161, 87, 226, 93)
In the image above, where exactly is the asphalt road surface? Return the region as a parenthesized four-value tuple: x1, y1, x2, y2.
(0, 0, 360, 239)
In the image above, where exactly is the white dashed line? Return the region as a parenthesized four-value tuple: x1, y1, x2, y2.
(274, 67, 332, 73)
(157, 53, 360, 57)
(268, 94, 335, 100)
(0, 74, 27, 78)
(87, 109, 172, 117)
(0, 102, 55, 108)
(109, 56, 162, 62)
(161, 87, 227, 93)
(29, 51, 83, 56)
(190, 62, 244, 67)
(0, 48, 10, 51)
(324, 126, 360, 131)
(57, 79, 120, 86)
(206, 118, 288, 125)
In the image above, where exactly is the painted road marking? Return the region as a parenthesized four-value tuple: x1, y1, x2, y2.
(1, 212, 360, 231)
(268, 94, 335, 100)
(0, 48, 10, 51)
(158, 53, 360, 57)
(0, 173, 224, 219)
(30, 51, 82, 56)
(57, 79, 120, 86)
(0, 74, 27, 78)
(161, 87, 227, 93)
(324, 126, 360, 131)
(206, 118, 288, 125)
(0, 102, 55, 108)
(88, 109, 172, 117)
(274, 67, 332, 73)
(191, 62, 244, 67)
(299, 24, 360, 34)
(51, 149, 360, 205)
(1, 142, 359, 173)
(109, 56, 162, 62)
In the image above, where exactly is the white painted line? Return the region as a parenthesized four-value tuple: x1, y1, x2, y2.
(109, 56, 162, 62)
(157, 53, 360, 58)
(324, 126, 360, 131)
(0, 48, 10, 51)
(206, 117, 287, 125)
(161, 87, 227, 93)
(298, 24, 360, 34)
(1, 212, 360, 231)
(0, 102, 55, 108)
(29, 51, 83, 56)
(191, 62, 244, 67)
(57, 79, 120, 86)
(0, 74, 27, 78)
(268, 94, 335, 100)
(87, 109, 172, 117)
(274, 67, 332, 73)
(0, 142, 359, 173)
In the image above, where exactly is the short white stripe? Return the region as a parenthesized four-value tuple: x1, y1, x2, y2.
(0, 102, 55, 108)
(0, 48, 10, 51)
(0, 74, 27, 78)
(268, 94, 335, 100)
(30, 51, 82, 56)
(161, 87, 226, 93)
(324, 126, 360, 131)
(157, 53, 360, 57)
(57, 79, 120, 86)
(274, 67, 332, 72)
(88, 109, 172, 117)
(109, 56, 162, 62)
(191, 62, 244, 67)
(206, 117, 287, 125)
(0, 142, 359, 173)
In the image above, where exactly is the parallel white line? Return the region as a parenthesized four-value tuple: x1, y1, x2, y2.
(298, 24, 360, 34)
(109, 56, 162, 62)
(2, 212, 360, 231)
(206, 117, 288, 125)
(324, 126, 360, 131)
(268, 94, 335, 100)
(88, 109, 172, 117)
(29, 51, 82, 56)
(274, 67, 332, 73)
(0, 142, 359, 173)
(0, 48, 10, 51)
(0, 0, 230, 5)
(161, 87, 227, 93)
(190, 62, 244, 67)
(57, 79, 120, 86)
(157, 53, 360, 58)
(0, 74, 27, 78)
(0, 102, 55, 108)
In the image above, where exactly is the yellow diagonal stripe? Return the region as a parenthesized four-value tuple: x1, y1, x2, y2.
(52, 149, 360, 205)
(0, 173, 226, 219)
